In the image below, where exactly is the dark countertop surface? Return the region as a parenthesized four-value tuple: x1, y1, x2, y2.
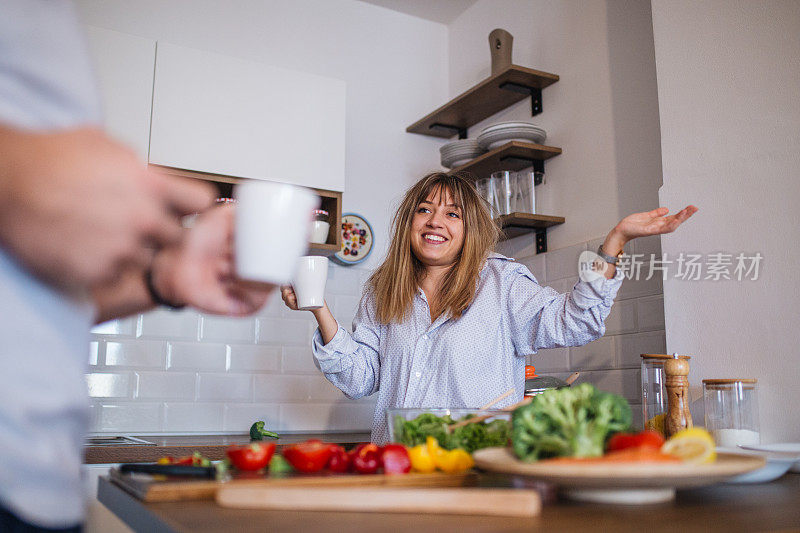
(84, 433, 371, 464)
(98, 472, 800, 532)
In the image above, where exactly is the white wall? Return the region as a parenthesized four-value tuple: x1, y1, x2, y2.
(448, 0, 664, 252)
(76, 0, 449, 434)
(651, 0, 800, 441)
(75, 0, 449, 272)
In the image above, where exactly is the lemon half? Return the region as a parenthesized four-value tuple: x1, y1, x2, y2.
(661, 428, 717, 464)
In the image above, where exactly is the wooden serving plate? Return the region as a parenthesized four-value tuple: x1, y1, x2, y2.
(473, 448, 765, 504)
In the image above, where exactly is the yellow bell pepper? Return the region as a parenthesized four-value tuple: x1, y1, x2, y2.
(407, 444, 436, 473)
(424, 437, 475, 474)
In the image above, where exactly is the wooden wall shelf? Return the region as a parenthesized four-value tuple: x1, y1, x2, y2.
(447, 141, 562, 179)
(151, 165, 342, 256)
(497, 212, 565, 252)
(406, 65, 559, 139)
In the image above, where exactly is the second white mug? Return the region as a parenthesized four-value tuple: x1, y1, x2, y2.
(293, 256, 329, 310)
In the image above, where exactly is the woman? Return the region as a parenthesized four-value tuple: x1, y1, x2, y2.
(282, 172, 697, 443)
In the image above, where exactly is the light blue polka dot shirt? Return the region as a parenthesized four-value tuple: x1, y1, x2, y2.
(312, 253, 624, 443)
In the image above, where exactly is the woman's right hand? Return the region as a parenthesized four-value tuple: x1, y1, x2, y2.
(280, 285, 300, 311)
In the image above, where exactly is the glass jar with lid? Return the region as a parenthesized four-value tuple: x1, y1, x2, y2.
(640, 354, 691, 435)
(310, 209, 330, 244)
(702, 379, 759, 447)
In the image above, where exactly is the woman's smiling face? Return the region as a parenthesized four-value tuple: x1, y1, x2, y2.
(410, 186, 465, 268)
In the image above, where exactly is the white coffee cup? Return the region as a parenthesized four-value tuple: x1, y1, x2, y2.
(293, 256, 329, 310)
(235, 180, 318, 284)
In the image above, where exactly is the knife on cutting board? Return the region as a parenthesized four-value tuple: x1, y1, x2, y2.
(119, 463, 217, 478)
(216, 486, 541, 517)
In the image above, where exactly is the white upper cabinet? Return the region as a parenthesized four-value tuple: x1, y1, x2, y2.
(84, 26, 156, 160)
(149, 42, 346, 192)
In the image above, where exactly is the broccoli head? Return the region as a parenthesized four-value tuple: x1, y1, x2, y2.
(249, 420, 279, 441)
(511, 383, 632, 462)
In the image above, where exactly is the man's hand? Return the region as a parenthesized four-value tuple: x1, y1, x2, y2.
(150, 204, 274, 316)
(0, 126, 214, 290)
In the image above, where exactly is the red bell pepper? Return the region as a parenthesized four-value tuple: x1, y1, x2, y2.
(226, 442, 276, 471)
(327, 445, 350, 473)
(606, 430, 666, 452)
(282, 439, 334, 473)
(350, 443, 381, 474)
(380, 444, 411, 475)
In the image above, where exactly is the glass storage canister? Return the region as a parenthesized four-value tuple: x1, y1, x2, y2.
(702, 379, 759, 447)
(310, 209, 330, 244)
(640, 354, 691, 435)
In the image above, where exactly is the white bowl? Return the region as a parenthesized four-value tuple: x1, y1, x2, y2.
(717, 447, 796, 483)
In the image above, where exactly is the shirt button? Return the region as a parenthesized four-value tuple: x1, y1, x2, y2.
(422, 334, 428, 340)
(415, 371, 422, 378)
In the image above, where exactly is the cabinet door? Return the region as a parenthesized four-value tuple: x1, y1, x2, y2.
(84, 26, 156, 160)
(149, 42, 346, 192)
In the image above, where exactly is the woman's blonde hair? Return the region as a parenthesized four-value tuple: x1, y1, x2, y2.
(368, 171, 499, 324)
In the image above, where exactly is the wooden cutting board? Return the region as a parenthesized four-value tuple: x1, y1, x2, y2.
(109, 468, 479, 502)
(216, 486, 541, 517)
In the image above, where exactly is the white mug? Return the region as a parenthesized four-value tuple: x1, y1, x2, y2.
(235, 180, 318, 284)
(293, 256, 329, 310)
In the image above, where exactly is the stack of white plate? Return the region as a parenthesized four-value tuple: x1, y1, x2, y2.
(477, 122, 547, 150)
(440, 139, 486, 169)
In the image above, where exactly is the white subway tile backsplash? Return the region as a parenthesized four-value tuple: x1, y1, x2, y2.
(616, 330, 667, 368)
(253, 375, 312, 402)
(326, 265, 363, 295)
(135, 372, 196, 400)
(91, 317, 136, 337)
(529, 347, 569, 372)
(96, 403, 162, 432)
(570, 335, 616, 370)
(86, 373, 133, 398)
(163, 403, 224, 432)
(223, 403, 280, 433)
(197, 373, 252, 401)
(604, 299, 637, 336)
(306, 376, 348, 402)
(616, 272, 663, 301)
(138, 309, 199, 340)
(632, 235, 662, 258)
(257, 317, 310, 345)
(256, 291, 284, 318)
(168, 342, 226, 371)
(106, 340, 167, 368)
(332, 294, 361, 329)
(545, 242, 588, 282)
(200, 315, 256, 343)
(494, 233, 539, 259)
(279, 402, 374, 432)
(228, 345, 281, 372)
(89, 341, 100, 366)
(516, 253, 546, 283)
(583, 369, 641, 403)
(637, 295, 665, 332)
(282, 346, 319, 373)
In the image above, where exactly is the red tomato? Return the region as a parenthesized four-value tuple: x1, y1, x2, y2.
(226, 442, 276, 471)
(282, 440, 334, 473)
(380, 444, 411, 475)
(606, 430, 665, 452)
(351, 443, 381, 474)
(327, 445, 350, 473)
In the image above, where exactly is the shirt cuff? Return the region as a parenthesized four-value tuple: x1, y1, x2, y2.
(311, 323, 352, 373)
(571, 268, 624, 308)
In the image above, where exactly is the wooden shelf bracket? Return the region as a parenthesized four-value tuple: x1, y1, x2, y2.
(429, 123, 467, 139)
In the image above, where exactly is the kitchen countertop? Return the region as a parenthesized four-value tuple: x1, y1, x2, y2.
(98, 472, 800, 532)
(84, 433, 371, 464)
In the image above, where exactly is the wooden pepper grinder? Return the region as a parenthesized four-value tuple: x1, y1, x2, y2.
(664, 353, 693, 437)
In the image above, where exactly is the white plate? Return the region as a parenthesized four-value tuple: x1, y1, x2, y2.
(442, 156, 475, 169)
(737, 443, 800, 473)
(481, 122, 546, 134)
(717, 447, 796, 483)
(477, 130, 546, 150)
